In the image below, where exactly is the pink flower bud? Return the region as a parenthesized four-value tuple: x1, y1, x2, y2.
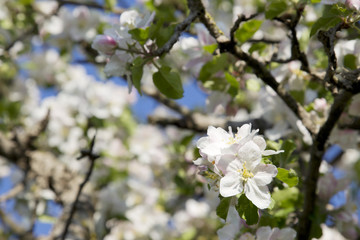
(314, 98, 328, 113)
(346, 0, 360, 11)
(91, 35, 117, 56)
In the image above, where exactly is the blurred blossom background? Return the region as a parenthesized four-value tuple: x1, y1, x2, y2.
(0, 0, 360, 239)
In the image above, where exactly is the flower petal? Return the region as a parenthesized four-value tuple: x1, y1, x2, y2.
(253, 135, 266, 152)
(217, 206, 242, 240)
(262, 149, 284, 156)
(217, 154, 236, 174)
(237, 124, 252, 137)
(277, 227, 297, 240)
(256, 226, 273, 240)
(244, 179, 271, 209)
(220, 173, 243, 197)
(253, 164, 278, 186)
(238, 141, 262, 168)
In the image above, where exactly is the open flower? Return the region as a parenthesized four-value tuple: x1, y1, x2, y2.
(195, 124, 258, 174)
(219, 141, 278, 209)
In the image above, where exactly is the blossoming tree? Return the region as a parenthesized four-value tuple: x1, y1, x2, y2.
(0, 0, 359, 239)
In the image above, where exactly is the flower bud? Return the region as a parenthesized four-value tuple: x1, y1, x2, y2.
(92, 35, 117, 56)
(346, 0, 360, 11)
(314, 98, 328, 113)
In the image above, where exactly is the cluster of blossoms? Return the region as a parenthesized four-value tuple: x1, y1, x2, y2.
(217, 205, 297, 240)
(194, 124, 283, 209)
(92, 10, 154, 81)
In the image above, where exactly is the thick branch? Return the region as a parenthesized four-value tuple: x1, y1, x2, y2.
(297, 90, 353, 240)
(148, 113, 271, 134)
(192, 0, 316, 135)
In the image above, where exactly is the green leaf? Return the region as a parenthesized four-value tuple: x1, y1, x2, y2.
(344, 54, 357, 70)
(216, 197, 232, 220)
(19, 0, 34, 5)
(235, 20, 263, 43)
(203, 44, 218, 54)
(311, 0, 321, 3)
(271, 187, 300, 209)
(131, 57, 145, 95)
(265, 0, 288, 19)
(198, 54, 229, 82)
(290, 90, 305, 104)
(105, 0, 117, 10)
(249, 42, 267, 54)
(149, 20, 176, 48)
(310, 17, 342, 37)
(282, 140, 296, 162)
(153, 66, 184, 99)
(309, 4, 350, 37)
(128, 28, 150, 45)
(236, 195, 259, 225)
(276, 168, 299, 187)
(225, 72, 238, 88)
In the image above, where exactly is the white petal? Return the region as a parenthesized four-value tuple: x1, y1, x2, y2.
(237, 124, 252, 137)
(253, 164, 278, 186)
(253, 135, 266, 152)
(277, 227, 297, 240)
(220, 173, 243, 197)
(208, 126, 229, 140)
(256, 226, 273, 240)
(244, 179, 271, 209)
(238, 141, 262, 168)
(226, 160, 243, 173)
(193, 157, 206, 165)
(196, 136, 209, 149)
(217, 206, 242, 240)
(217, 154, 236, 174)
(262, 149, 284, 156)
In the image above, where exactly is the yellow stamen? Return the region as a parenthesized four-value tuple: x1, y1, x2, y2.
(238, 163, 254, 182)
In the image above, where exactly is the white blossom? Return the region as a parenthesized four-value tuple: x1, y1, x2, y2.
(219, 141, 278, 209)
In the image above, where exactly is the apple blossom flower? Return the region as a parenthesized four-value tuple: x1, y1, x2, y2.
(91, 35, 118, 56)
(195, 124, 258, 174)
(255, 226, 297, 240)
(219, 141, 278, 209)
(346, 0, 360, 10)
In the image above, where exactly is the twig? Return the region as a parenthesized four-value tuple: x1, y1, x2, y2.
(248, 38, 281, 44)
(142, 87, 191, 116)
(56, 0, 124, 13)
(60, 134, 99, 240)
(4, 26, 37, 52)
(0, 208, 28, 236)
(191, 0, 317, 135)
(151, 1, 202, 57)
(148, 113, 271, 134)
(230, 13, 259, 43)
(318, 23, 345, 93)
(0, 183, 24, 203)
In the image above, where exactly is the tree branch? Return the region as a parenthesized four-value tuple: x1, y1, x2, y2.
(148, 112, 271, 134)
(60, 134, 99, 240)
(191, 0, 317, 135)
(297, 90, 353, 240)
(317, 23, 345, 93)
(142, 87, 191, 116)
(151, 1, 202, 57)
